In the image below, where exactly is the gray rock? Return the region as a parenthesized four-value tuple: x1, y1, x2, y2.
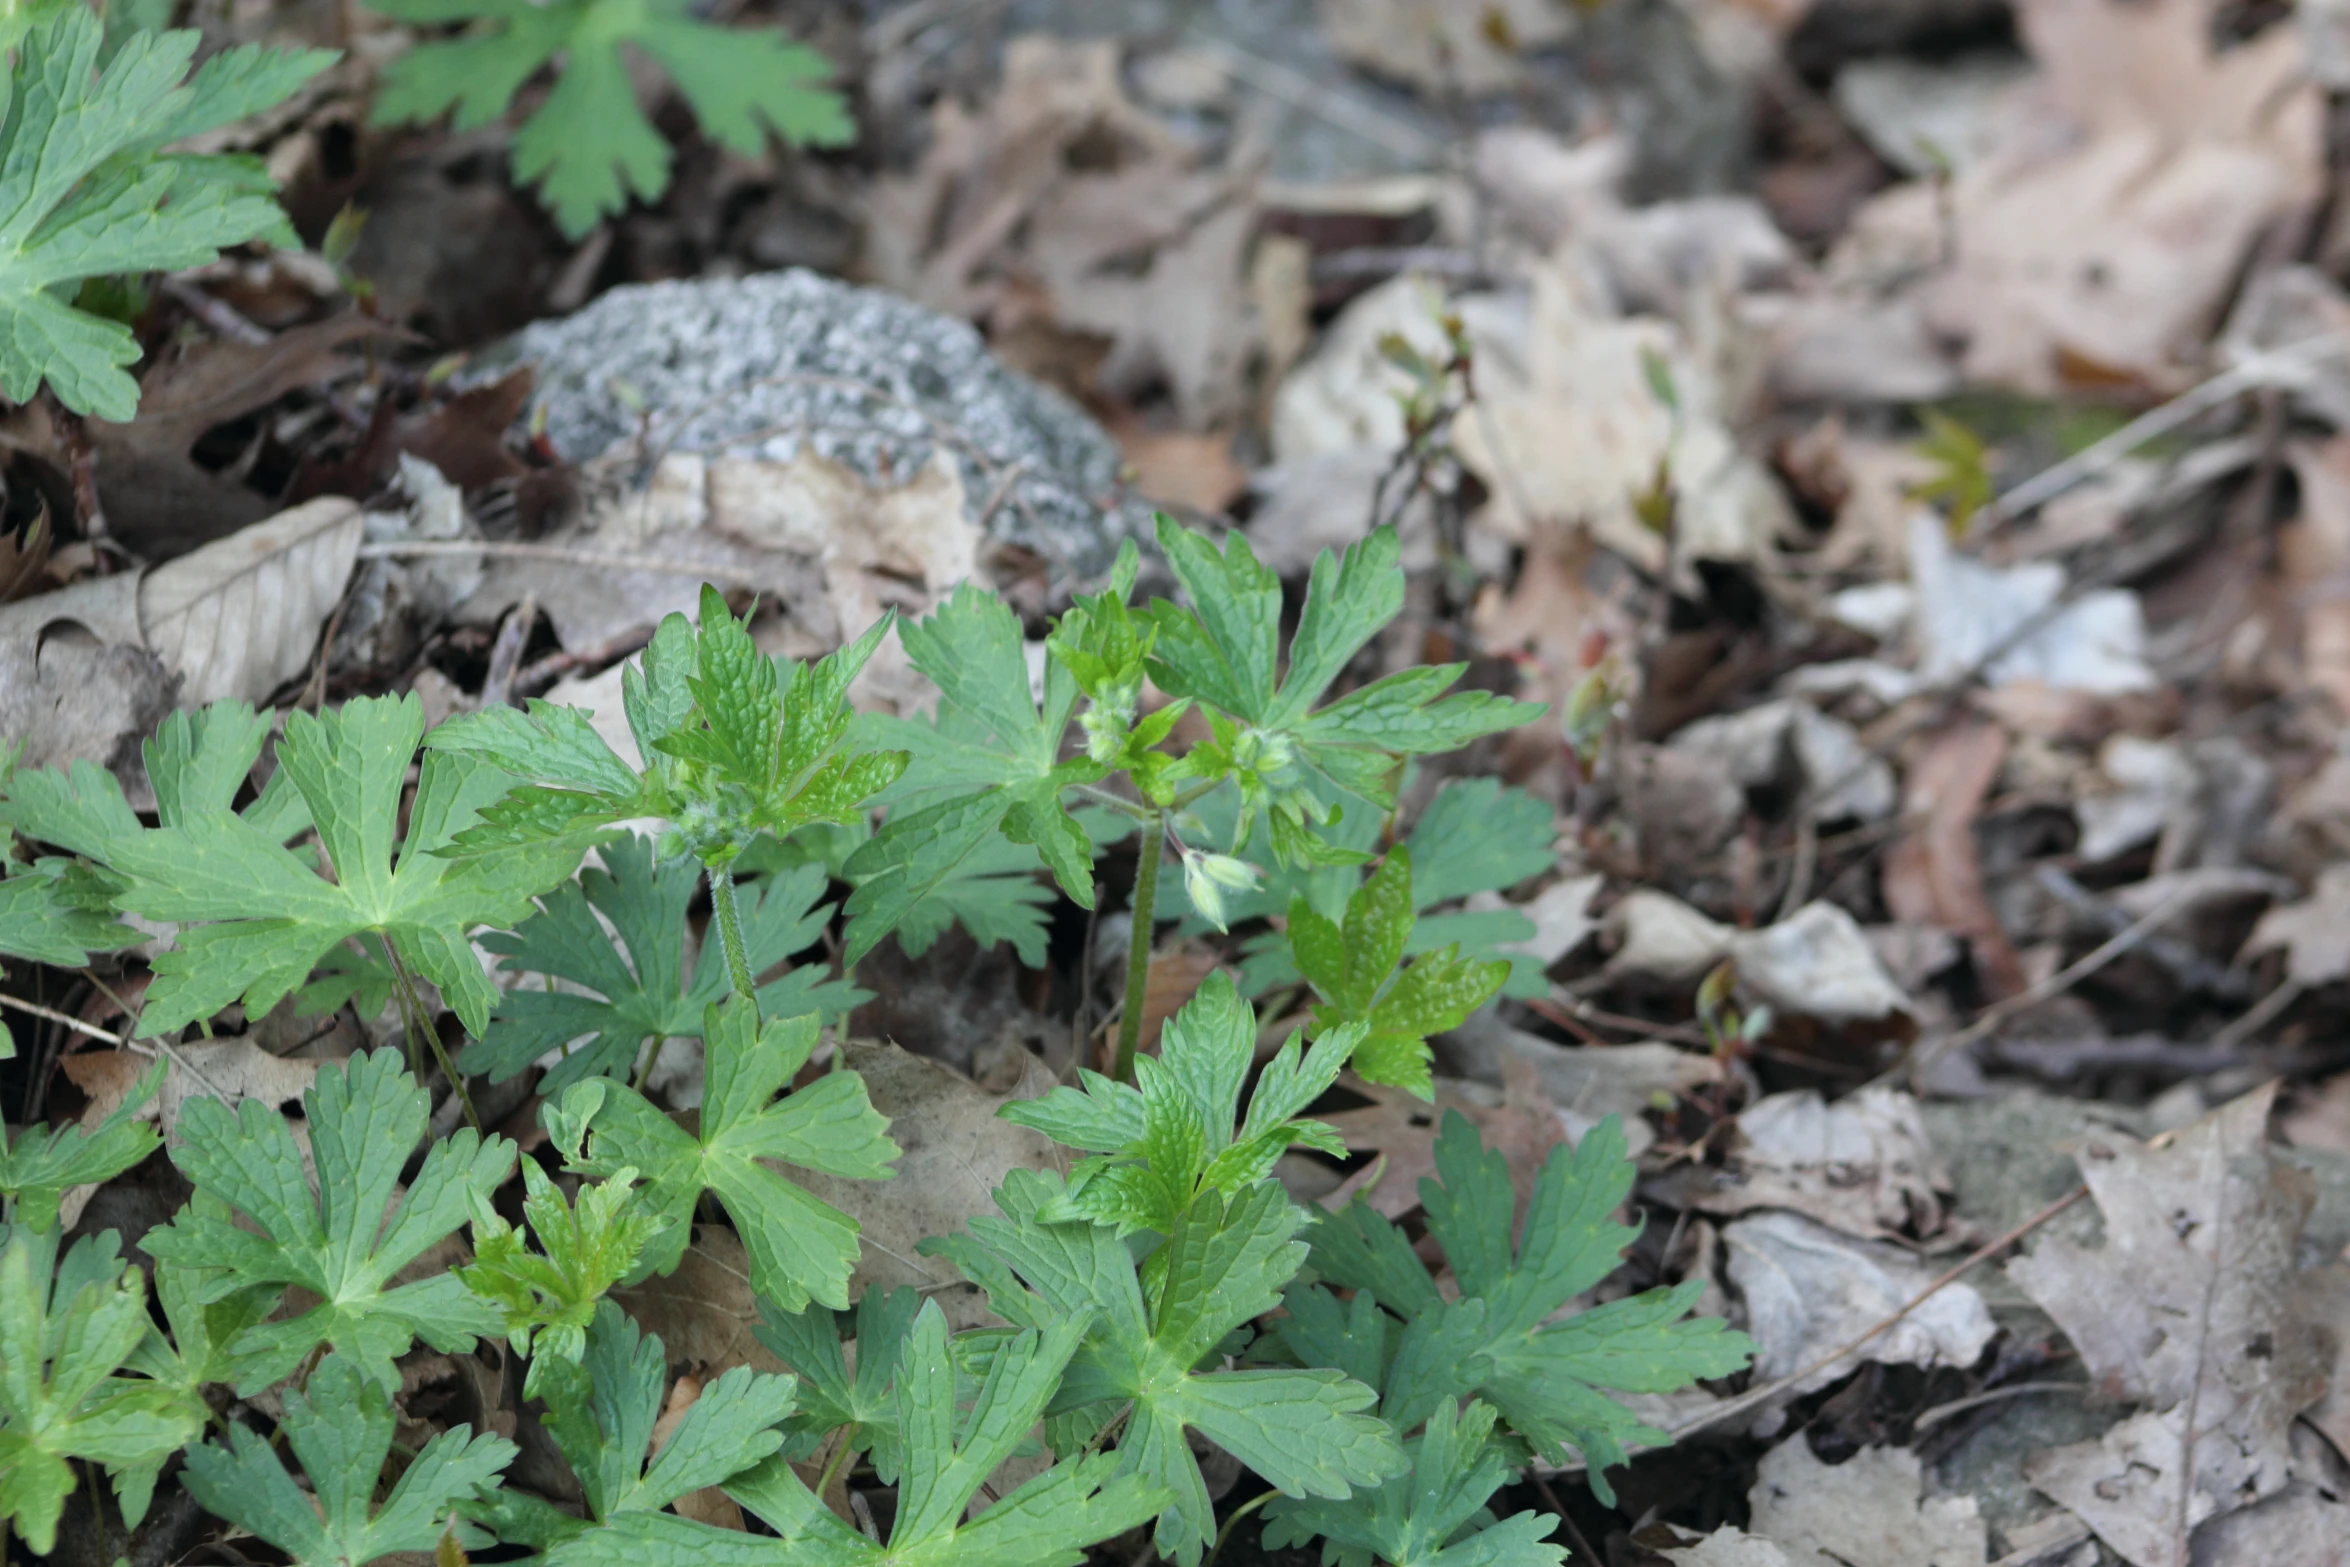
(477, 270, 1148, 580)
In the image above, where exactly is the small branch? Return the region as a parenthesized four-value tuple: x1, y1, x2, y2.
(1898, 879, 2210, 1092)
(1912, 1381, 2087, 1434)
(1993, 331, 2350, 522)
(1668, 1182, 2089, 1439)
(479, 593, 538, 709)
(0, 991, 123, 1045)
(2208, 977, 2305, 1051)
(357, 539, 776, 582)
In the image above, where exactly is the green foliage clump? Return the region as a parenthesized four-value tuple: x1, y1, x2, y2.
(0, 514, 1743, 1563)
(0, 3, 333, 419)
(367, 0, 851, 238)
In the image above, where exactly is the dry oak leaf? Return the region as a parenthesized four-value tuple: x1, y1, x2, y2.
(1823, 0, 2323, 393)
(2006, 1084, 2333, 1567)
(1746, 1440, 1988, 1567)
(2244, 862, 2350, 987)
(1645, 1085, 1955, 1243)
(789, 1037, 1065, 1331)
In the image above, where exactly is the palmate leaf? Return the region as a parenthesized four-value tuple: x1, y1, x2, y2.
(753, 1283, 923, 1484)
(844, 582, 1105, 964)
(1002, 972, 1361, 1238)
(1305, 1113, 1752, 1505)
(369, 0, 850, 238)
(466, 833, 865, 1092)
(1146, 520, 1543, 868)
(924, 1172, 1404, 1565)
(564, 994, 897, 1313)
(180, 1353, 514, 1567)
(0, 1058, 163, 1232)
(0, 860, 138, 969)
(0, 4, 335, 418)
(545, 1302, 1170, 1567)
(478, 1300, 796, 1550)
(142, 1049, 516, 1393)
(1290, 848, 1509, 1100)
(1, 701, 316, 1054)
(1263, 1398, 1563, 1567)
(30, 693, 589, 1037)
(0, 1227, 206, 1555)
(432, 588, 905, 873)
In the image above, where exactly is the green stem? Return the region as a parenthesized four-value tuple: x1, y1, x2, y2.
(710, 867, 757, 1002)
(814, 1429, 858, 1508)
(378, 934, 480, 1134)
(1112, 817, 1164, 1085)
(1204, 1490, 1278, 1567)
(632, 1036, 666, 1093)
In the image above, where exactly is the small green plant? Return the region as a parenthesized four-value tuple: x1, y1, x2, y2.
(179, 1352, 515, 1566)
(849, 518, 1542, 1086)
(367, 0, 853, 237)
(0, 3, 334, 419)
(0, 515, 1747, 1561)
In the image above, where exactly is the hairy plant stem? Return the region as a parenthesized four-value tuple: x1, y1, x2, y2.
(709, 867, 757, 1002)
(1112, 815, 1165, 1085)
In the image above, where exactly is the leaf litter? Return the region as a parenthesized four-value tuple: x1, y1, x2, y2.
(12, 0, 2350, 1561)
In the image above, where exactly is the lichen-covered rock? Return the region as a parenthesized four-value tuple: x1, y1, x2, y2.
(478, 269, 1146, 579)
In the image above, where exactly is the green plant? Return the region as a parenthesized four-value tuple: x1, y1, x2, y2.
(0, 3, 334, 419)
(0, 515, 1744, 1562)
(555, 996, 898, 1314)
(1294, 1113, 1754, 1503)
(1179, 773, 1560, 1000)
(462, 834, 865, 1093)
(0, 1226, 206, 1554)
(179, 1352, 515, 1566)
(141, 1047, 516, 1392)
(366, 0, 853, 237)
(426, 585, 904, 1009)
(848, 519, 1543, 1085)
(477, 1299, 797, 1548)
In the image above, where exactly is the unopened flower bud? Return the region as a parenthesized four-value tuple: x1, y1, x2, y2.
(1182, 849, 1261, 933)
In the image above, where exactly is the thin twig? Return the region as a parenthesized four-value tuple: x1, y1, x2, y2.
(480, 593, 539, 709)
(2208, 977, 2305, 1051)
(1911, 1381, 2088, 1433)
(1897, 881, 2209, 1092)
(0, 991, 123, 1045)
(1667, 1182, 2089, 1439)
(1178, 30, 1444, 162)
(357, 539, 776, 582)
(1992, 331, 2350, 521)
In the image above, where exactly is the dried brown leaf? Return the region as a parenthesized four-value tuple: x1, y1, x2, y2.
(791, 1038, 1065, 1330)
(1883, 720, 2026, 999)
(1645, 1086, 1954, 1242)
(93, 314, 393, 557)
(2008, 1086, 2332, 1567)
(1745, 1440, 1989, 1567)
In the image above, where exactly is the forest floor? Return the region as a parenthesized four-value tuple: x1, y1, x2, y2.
(9, 0, 2350, 1563)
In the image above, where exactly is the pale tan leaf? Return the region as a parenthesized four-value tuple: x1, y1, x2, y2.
(1747, 1441, 1988, 1567)
(791, 1039, 1065, 1330)
(2008, 1086, 2332, 1567)
(138, 496, 363, 707)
